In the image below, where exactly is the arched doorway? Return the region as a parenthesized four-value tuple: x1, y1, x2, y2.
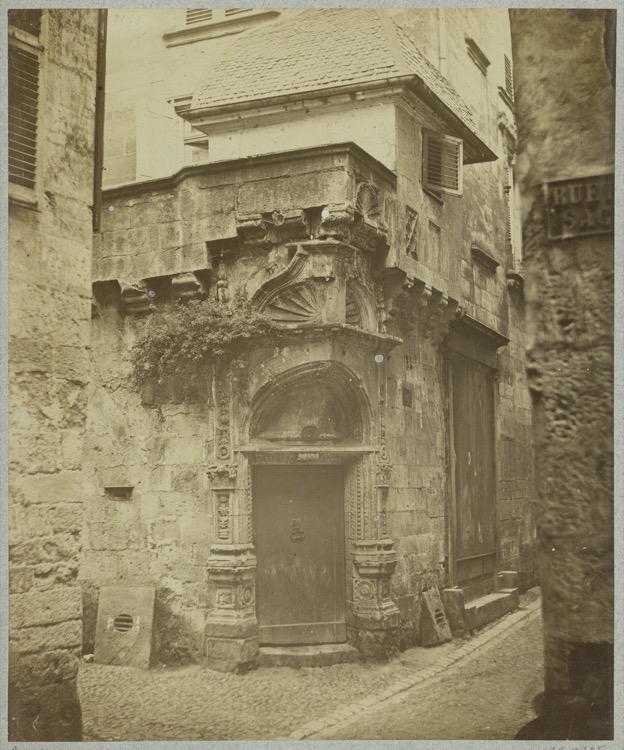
(247, 362, 370, 646)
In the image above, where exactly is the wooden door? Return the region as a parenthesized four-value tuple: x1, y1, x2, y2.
(253, 465, 346, 645)
(450, 353, 497, 601)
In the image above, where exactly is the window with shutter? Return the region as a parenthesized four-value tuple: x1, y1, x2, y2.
(8, 10, 43, 197)
(504, 55, 514, 100)
(422, 131, 463, 196)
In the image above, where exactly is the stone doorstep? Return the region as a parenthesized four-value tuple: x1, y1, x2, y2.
(257, 642, 360, 668)
(464, 588, 520, 634)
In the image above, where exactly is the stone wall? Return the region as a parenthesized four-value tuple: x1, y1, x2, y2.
(8, 9, 99, 741)
(510, 7, 614, 701)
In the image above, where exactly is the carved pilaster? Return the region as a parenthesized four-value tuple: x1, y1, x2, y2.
(349, 538, 400, 659)
(376, 462, 392, 538)
(214, 365, 232, 461)
(204, 544, 258, 672)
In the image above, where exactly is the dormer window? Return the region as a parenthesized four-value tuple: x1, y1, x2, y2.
(423, 131, 463, 196)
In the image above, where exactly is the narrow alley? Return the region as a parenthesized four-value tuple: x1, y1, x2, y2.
(79, 590, 542, 741)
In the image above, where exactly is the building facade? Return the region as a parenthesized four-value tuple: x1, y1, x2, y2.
(82, 9, 536, 671)
(8, 9, 101, 740)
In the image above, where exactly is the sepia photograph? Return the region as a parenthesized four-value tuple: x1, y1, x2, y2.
(4, 3, 618, 745)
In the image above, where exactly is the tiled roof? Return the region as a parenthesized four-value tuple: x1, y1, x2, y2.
(189, 9, 483, 147)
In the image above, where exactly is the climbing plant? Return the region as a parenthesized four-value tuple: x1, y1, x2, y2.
(130, 294, 277, 387)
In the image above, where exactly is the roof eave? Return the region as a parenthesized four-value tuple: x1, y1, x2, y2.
(181, 75, 416, 129)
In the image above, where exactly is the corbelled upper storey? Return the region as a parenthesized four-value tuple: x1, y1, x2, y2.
(183, 9, 496, 164)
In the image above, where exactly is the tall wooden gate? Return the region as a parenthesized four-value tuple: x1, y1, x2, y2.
(449, 351, 498, 601)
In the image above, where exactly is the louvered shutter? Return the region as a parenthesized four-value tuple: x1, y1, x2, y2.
(186, 9, 213, 25)
(8, 41, 40, 189)
(504, 55, 514, 100)
(423, 131, 463, 196)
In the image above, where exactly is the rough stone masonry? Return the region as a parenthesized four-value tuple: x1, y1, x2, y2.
(8, 9, 100, 741)
(510, 8, 615, 736)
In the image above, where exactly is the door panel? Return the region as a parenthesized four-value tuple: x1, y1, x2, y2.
(253, 465, 346, 645)
(451, 354, 497, 600)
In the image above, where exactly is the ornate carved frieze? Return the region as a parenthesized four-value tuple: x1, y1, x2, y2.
(171, 271, 207, 302)
(352, 539, 398, 578)
(207, 464, 238, 483)
(120, 280, 151, 315)
(215, 490, 232, 542)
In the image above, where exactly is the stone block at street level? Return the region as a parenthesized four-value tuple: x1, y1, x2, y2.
(8, 672, 82, 741)
(10, 586, 82, 629)
(441, 587, 468, 637)
(10, 647, 81, 689)
(203, 636, 259, 672)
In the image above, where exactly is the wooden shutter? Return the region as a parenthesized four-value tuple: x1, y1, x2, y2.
(423, 131, 463, 196)
(8, 41, 40, 189)
(504, 54, 514, 99)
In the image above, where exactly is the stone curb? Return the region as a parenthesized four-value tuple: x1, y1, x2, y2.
(288, 599, 542, 740)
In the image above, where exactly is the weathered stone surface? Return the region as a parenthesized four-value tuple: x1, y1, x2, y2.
(510, 8, 614, 700)
(11, 587, 82, 629)
(9, 9, 99, 740)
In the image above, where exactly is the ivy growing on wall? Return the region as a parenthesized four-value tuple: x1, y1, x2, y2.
(130, 295, 277, 387)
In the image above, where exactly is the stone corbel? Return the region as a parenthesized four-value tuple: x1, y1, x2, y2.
(319, 203, 356, 244)
(120, 280, 152, 315)
(171, 271, 207, 302)
(236, 213, 272, 248)
(236, 210, 311, 249)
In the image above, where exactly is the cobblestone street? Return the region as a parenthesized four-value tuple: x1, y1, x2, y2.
(78, 590, 542, 741)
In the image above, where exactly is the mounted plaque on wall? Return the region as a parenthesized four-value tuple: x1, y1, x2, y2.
(544, 173, 614, 240)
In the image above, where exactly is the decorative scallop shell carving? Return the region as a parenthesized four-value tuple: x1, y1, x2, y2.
(355, 183, 382, 223)
(266, 282, 319, 324)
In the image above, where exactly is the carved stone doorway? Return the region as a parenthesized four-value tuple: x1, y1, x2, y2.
(253, 464, 346, 645)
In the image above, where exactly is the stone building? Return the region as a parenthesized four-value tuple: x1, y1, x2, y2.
(8, 9, 102, 740)
(510, 9, 615, 738)
(83, 9, 536, 672)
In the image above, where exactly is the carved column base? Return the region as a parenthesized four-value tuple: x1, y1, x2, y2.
(348, 539, 401, 660)
(203, 544, 259, 673)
